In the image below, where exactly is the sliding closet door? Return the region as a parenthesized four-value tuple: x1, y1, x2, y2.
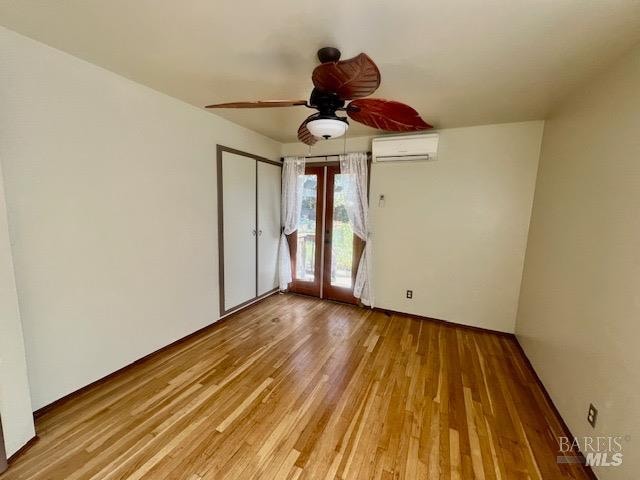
(221, 151, 257, 312)
(257, 162, 281, 296)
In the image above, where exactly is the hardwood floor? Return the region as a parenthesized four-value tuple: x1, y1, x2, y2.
(2, 294, 590, 479)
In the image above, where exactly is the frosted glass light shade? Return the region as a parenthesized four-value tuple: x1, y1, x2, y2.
(306, 118, 349, 139)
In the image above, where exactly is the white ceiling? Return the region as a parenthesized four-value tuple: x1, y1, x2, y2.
(2, 0, 640, 142)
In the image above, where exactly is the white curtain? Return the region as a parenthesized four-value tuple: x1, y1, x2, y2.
(278, 156, 306, 291)
(339, 152, 373, 306)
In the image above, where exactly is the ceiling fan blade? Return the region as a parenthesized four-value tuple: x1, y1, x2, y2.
(346, 99, 433, 131)
(311, 53, 381, 100)
(205, 100, 307, 108)
(297, 118, 318, 146)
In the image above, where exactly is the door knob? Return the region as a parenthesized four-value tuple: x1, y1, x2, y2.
(258, 229, 263, 236)
(252, 229, 256, 236)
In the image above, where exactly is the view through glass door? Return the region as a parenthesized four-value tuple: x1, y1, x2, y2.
(288, 163, 364, 304)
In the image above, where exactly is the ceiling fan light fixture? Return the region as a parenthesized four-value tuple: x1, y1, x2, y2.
(306, 117, 349, 140)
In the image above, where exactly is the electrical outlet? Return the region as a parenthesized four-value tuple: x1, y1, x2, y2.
(406, 290, 413, 299)
(587, 403, 598, 428)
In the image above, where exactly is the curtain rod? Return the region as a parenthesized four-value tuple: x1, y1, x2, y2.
(282, 152, 372, 159)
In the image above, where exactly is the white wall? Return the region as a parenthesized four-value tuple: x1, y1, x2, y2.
(283, 122, 543, 333)
(371, 123, 543, 332)
(0, 26, 281, 415)
(516, 45, 640, 479)
(0, 161, 35, 457)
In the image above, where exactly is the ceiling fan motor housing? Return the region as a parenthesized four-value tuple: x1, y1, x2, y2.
(309, 88, 345, 116)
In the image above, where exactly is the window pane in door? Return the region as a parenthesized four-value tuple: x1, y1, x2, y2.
(331, 174, 354, 288)
(296, 175, 317, 282)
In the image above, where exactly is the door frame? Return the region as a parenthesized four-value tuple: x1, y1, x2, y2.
(322, 165, 365, 304)
(217, 145, 282, 317)
(287, 157, 371, 305)
(288, 166, 325, 297)
(0, 416, 7, 474)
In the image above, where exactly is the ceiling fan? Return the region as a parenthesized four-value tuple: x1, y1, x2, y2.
(206, 47, 433, 145)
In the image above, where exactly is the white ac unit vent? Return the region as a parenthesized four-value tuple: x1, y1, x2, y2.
(372, 133, 439, 162)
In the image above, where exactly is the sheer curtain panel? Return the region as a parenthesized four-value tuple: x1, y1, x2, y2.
(278, 157, 305, 291)
(339, 152, 373, 306)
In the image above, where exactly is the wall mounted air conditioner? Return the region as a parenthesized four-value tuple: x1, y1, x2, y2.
(372, 133, 439, 162)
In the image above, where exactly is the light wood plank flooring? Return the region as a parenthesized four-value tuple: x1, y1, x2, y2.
(2, 294, 590, 479)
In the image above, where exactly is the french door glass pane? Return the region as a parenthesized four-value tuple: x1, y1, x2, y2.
(296, 174, 318, 282)
(331, 174, 354, 288)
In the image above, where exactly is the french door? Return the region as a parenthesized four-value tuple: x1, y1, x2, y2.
(288, 164, 364, 304)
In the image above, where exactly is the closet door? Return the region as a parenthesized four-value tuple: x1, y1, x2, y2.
(257, 162, 281, 296)
(221, 150, 257, 312)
